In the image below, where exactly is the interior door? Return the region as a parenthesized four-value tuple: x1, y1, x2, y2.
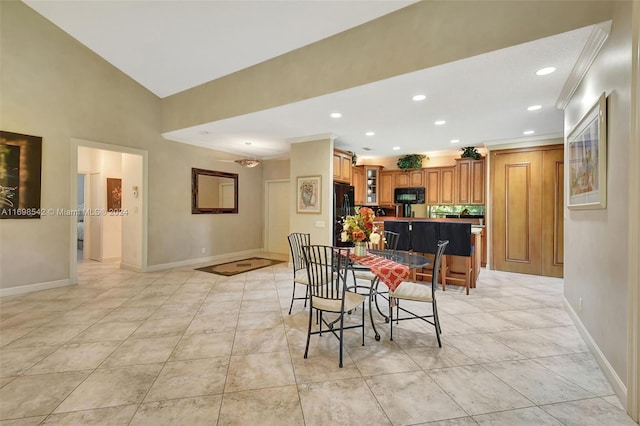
(541, 148, 564, 277)
(265, 180, 290, 255)
(491, 145, 564, 277)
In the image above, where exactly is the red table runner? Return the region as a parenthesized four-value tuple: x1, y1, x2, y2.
(350, 253, 410, 291)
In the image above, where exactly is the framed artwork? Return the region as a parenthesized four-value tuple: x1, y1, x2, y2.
(297, 175, 321, 213)
(107, 178, 122, 212)
(0, 131, 42, 219)
(567, 92, 607, 209)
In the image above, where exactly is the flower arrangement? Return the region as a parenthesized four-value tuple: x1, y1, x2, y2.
(341, 207, 381, 244)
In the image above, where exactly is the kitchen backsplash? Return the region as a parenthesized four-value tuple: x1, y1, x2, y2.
(428, 205, 486, 218)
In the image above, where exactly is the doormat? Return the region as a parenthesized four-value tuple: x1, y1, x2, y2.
(195, 257, 284, 277)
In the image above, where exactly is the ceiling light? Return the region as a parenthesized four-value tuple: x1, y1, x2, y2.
(198, 130, 211, 135)
(434, 120, 446, 126)
(450, 139, 460, 144)
(412, 94, 426, 102)
(536, 67, 556, 76)
(392, 146, 400, 150)
(523, 130, 535, 135)
(245, 141, 252, 145)
(527, 105, 542, 111)
(365, 131, 375, 136)
(234, 159, 261, 168)
(330, 112, 342, 118)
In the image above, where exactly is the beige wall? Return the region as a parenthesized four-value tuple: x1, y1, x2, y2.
(0, 1, 265, 291)
(263, 159, 291, 181)
(289, 139, 332, 245)
(564, 0, 633, 391)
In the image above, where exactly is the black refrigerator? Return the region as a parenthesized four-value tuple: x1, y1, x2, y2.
(333, 182, 355, 246)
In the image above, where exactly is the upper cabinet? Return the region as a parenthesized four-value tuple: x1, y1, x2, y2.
(395, 169, 424, 187)
(352, 166, 365, 205)
(333, 149, 352, 184)
(379, 171, 395, 206)
(425, 167, 455, 205)
(364, 166, 381, 205)
(455, 158, 485, 205)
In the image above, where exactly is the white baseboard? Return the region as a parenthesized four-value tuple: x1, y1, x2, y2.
(120, 262, 144, 273)
(146, 249, 263, 272)
(0, 279, 74, 298)
(563, 296, 628, 408)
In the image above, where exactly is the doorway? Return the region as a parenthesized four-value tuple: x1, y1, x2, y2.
(264, 180, 290, 256)
(71, 139, 147, 282)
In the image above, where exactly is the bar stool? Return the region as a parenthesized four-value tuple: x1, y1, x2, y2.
(439, 222, 473, 295)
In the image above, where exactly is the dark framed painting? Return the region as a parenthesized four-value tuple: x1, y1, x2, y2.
(567, 92, 607, 209)
(0, 131, 42, 219)
(107, 178, 122, 212)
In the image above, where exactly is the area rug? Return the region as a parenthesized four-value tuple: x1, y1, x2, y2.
(195, 257, 285, 277)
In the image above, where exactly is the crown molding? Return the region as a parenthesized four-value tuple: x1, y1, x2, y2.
(556, 21, 612, 110)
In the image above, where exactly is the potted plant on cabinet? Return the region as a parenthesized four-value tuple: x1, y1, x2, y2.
(397, 154, 426, 171)
(460, 147, 481, 160)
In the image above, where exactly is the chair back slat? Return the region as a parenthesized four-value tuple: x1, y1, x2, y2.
(303, 245, 351, 304)
(288, 233, 310, 273)
(431, 240, 449, 292)
(383, 221, 411, 251)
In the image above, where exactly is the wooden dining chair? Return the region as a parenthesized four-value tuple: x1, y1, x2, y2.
(303, 245, 365, 368)
(387, 240, 448, 347)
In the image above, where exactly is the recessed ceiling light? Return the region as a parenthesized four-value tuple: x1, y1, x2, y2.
(523, 130, 535, 135)
(450, 139, 460, 144)
(365, 131, 375, 136)
(245, 141, 252, 145)
(392, 146, 400, 150)
(435, 120, 446, 126)
(527, 105, 542, 111)
(330, 112, 342, 118)
(536, 67, 556, 76)
(412, 94, 426, 102)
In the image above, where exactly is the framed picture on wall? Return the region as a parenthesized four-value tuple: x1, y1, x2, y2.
(567, 92, 607, 209)
(0, 131, 42, 219)
(107, 178, 122, 212)
(297, 175, 321, 214)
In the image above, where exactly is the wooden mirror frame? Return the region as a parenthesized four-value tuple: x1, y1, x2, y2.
(191, 168, 238, 214)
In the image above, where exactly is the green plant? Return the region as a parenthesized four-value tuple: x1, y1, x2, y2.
(397, 154, 426, 171)
(460, 147, 481, 160)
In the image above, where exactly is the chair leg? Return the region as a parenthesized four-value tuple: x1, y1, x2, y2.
(441, 256, 448, 291)
(361, 300, 365, 346)
(433, 300, 442, 335)
(466, 257, 471, 295)
(389, 297, 394, 341)
(338, 314, 344, 368)
(288, 282, 296, 315)
(304, 306, 313, 359)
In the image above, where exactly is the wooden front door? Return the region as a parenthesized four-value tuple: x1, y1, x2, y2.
(491, 145, 564, 277)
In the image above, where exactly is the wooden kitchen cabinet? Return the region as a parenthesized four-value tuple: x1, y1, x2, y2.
(425, 167, 455, 205)
(455, 158, 485, 205)
(379, 171, 395, 206)
(352, 166, 365, 205)
(364, 166, 382, 205)
(333, 149, 352, 184)
(395, 169, 423, 187)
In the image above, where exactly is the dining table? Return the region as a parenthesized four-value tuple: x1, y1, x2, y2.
(349, 249, 432, 341)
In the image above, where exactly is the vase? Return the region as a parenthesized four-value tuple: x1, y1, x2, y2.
(354, 241, 367, 257)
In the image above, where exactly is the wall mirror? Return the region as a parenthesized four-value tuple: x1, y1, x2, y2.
(192, 168, 238, 214)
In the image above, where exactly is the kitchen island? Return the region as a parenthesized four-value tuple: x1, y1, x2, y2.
(375, 217, 484, 290)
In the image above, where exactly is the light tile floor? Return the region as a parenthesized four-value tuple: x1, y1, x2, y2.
(1, 260, 637, 425)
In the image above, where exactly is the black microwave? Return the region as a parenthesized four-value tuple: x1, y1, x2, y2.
(394, 187, 425, 204)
